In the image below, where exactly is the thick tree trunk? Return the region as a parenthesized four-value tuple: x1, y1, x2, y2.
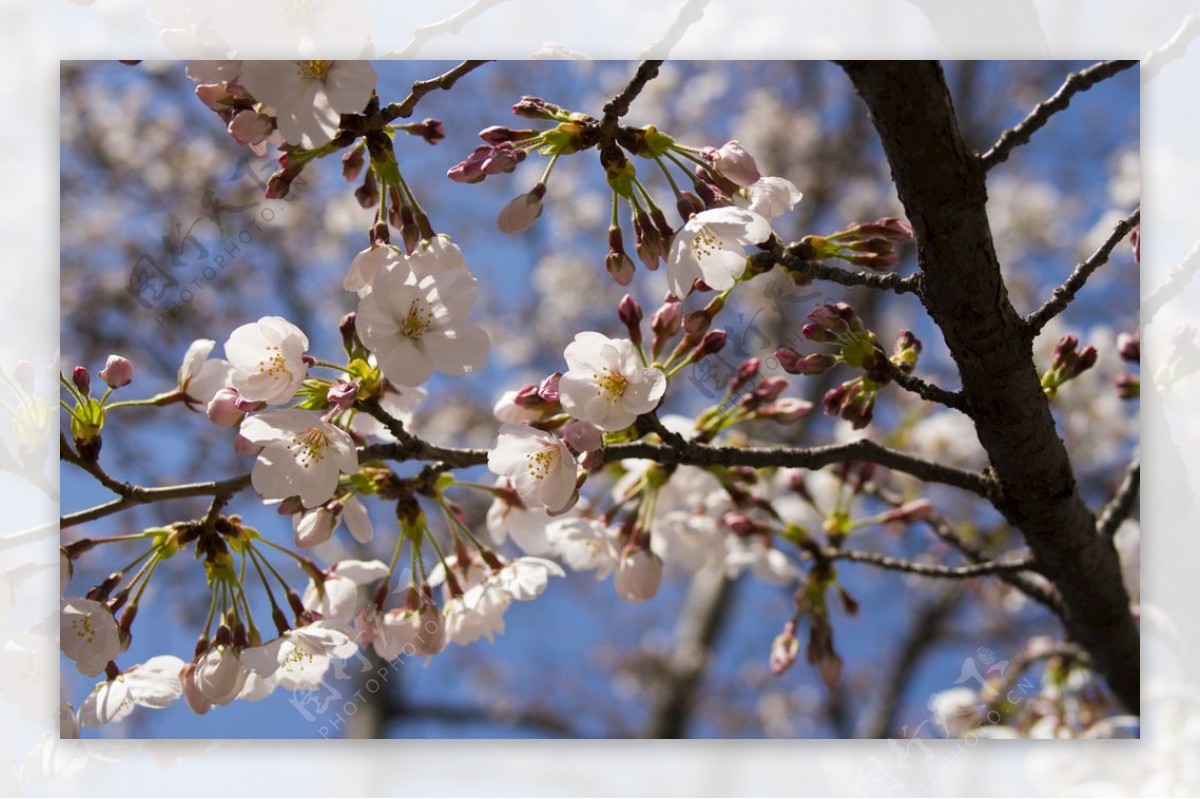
(838, 61, 1139, 713)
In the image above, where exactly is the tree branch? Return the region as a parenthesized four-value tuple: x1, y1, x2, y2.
(61, 473, 252, 529)
(770, 250, 922, 295)
(888, 365, 966, 411)
(1096, 459, 1139, 540)
(1025, 207, 1140, 334)
(839, 60, 1139, 712)
(821, 548, 1035, 579)
(602, 60, 665, 132)
(382, 60, 492, 122)
(979, 60, 1138, 170)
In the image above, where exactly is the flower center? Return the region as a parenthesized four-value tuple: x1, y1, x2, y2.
(290, 427, 329, 469)
(690, 225, 721, 262)
(401, 299, 434, 339)
(69, 614, 98, 644)
(525, 445, 560, 483)
(256, 345, 293, 381)
(593, 368, 628, 403)
(297, 60, 333, 81)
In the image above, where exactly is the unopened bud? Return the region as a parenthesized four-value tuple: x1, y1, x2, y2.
(341, 145, 365, 182)
(326, 382, 359, 410)
(98, 355, 133, 389)
(618, 294, 643, 345)
(72, 365, 90, 396)
(689, 330, 728, 362)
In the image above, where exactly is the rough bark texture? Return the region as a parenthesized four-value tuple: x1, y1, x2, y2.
(838, 61, 1139, 713)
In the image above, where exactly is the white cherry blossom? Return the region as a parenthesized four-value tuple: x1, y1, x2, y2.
(241, 622, 357, 690)
(667, 206, 772, 297)
(487, 423, 578, 514)
(78, 655, 185, 728)
(60, 598, 122, 677)
(357, 260, 489, 387)
(558, 332, 666, 431)
(734, 176, 803, 220)
(224, 316, 310, 405)
(485, 491, 556, 555)
(343, 244, 403, 295)
(239, 60, 376, 148)
(193, 645, 247, 706)
(177, 338, 232, 407)
(614, 549, 663, 603)
(546, 517, 620, 579)
(240, 409, 358, 508)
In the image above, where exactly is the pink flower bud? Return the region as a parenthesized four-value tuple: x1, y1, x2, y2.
(770, 621, 800, 676)
(341, 146, 365, 182)
(614, 548, 663, 604)
(881, 498, 933, 524)
(511, 96, 563, 120)
(1131, 227, 1140, 266)
(496, 184, 545, 233)
(98, 355, 133, 389)
(538, 372, 562, 403)
(676, 191, 705, 221)
(757, 397, 814, 423)
(712, 140, 762, 187)
(326, 382, 359, 410)
(72, 366, 91, 396)
(605, 248, 635, 286)
(1115, 374, 1140, 399)
(479, 125, 539, 144)
(206, 388, 245, 427)
(690, 330, 728, 361)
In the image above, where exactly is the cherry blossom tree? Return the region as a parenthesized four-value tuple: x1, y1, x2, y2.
(58, 59, 1139, 739)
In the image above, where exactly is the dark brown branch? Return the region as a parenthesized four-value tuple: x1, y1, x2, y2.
(61, 473, 252, 529)
(607, 438, 992, 498)
(888, 365, 966, 411)
(602, 60, 665, 132)
(359, 407, 992, 497)
(1096, 459, 1140, 540)
(382, 60, 492, 122)
(771, 250, 922, 295)
(839, 60, 1139, 712)
(821, 548, 1036, 579)
(1025, 207, 1140, 334)
(979, 60, 1138, 170)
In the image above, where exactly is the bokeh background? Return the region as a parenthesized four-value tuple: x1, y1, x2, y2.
(58, 59, 1137, 740)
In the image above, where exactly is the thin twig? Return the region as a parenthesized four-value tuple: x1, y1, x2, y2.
(61, 474, 253, 529)
(889, 367, 966, 412)
(1025, 207, 1139, 334)
(1096, 459, 1140, 540)
(820, 547, 1035, 579)
(382, 60, 492, 122)
(868, 484, 1064, 615)
(602, 60, 665, 132)
(979, 60, 1138, 170)
(363, 435, 993, 498)
(772, 251, 921, 295)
